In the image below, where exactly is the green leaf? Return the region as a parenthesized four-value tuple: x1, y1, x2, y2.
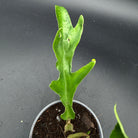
(110, 104, 129, 138)
(49, 5, 96, 120)
(67, 132, 90, 138)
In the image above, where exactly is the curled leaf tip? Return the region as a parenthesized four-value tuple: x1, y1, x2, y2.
(114, 104, 117, 111)
(92, 59, 96, 64)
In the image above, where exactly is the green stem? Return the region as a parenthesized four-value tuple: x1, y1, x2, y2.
(64, 120, 75, 133)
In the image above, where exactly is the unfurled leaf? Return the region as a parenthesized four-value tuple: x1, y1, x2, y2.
(110, 104, 129, 138)
(49, 5, 96, 120)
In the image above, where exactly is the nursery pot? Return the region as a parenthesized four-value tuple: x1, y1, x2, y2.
(29, 100, 103, 138)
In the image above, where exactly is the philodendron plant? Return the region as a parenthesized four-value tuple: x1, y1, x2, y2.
(49, 5, 129, 138)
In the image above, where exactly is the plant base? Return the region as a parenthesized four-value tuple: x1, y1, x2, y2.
(29, 100, 103, 138)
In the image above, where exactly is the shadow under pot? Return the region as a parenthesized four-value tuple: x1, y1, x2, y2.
(29, 100, 103, 138)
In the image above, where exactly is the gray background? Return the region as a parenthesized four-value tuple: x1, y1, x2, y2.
(0, 0, 138, 138)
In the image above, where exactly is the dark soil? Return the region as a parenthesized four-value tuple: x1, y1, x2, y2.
(32, 102, 101, 138)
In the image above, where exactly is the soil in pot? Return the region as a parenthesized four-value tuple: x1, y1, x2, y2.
(32, 102, 101, 138)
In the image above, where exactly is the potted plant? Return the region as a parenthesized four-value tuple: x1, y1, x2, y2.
(29, 5, 129, 138)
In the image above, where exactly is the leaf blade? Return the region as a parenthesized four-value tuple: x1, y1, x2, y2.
(50, 5, 96, 120)
(110, 104, 129, 138)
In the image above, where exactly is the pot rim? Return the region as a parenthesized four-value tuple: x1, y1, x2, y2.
(29, 100, 104, 138)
